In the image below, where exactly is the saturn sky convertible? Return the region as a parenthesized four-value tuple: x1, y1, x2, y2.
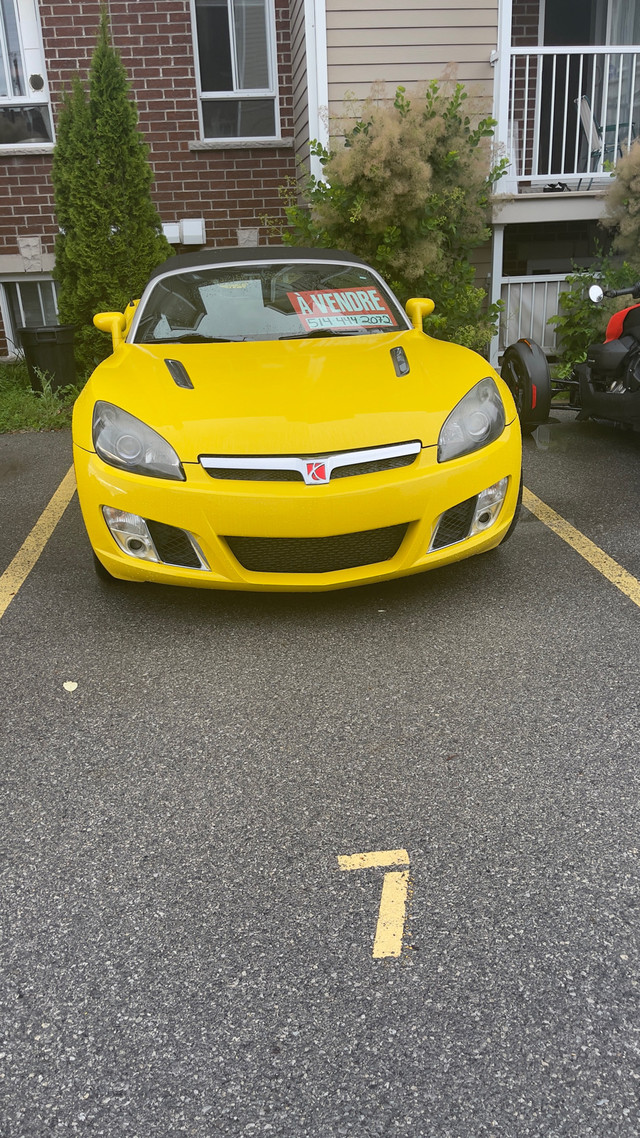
(72, 247, 522, 591)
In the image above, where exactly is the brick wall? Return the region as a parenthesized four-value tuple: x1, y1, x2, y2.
(0, 0, 297, 352)
(511, 0, 540, 47)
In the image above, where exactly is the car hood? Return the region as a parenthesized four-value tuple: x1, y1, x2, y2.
(77, 330, 515, 460)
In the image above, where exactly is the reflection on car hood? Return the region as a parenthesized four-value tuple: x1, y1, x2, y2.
(81, 331, 513, 460)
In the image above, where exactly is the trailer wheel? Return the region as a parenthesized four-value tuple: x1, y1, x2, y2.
(501, 339, 552, 435)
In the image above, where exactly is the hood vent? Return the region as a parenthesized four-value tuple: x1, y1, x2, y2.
(390, 346, 410, 377)
(165, 358, 194, 389)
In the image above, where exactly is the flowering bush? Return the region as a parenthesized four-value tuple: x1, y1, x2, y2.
(279, 82, 507, 353)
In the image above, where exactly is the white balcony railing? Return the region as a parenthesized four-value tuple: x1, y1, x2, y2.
(499, 275, 572, 355)
(506, 47, 640, 185)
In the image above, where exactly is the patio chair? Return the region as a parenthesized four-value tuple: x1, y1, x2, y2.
(576, 93, 634, 178)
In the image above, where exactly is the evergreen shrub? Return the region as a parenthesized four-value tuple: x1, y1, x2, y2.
(52, 10, 172, 377)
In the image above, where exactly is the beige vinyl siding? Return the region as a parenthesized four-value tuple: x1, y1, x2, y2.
(326, 2, 498, 116)
(469, 242, 493, 293)
(329, 8, 498, 29)
(289, 0, 310, 165)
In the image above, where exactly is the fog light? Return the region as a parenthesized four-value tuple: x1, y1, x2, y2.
(469, 477, 509, 536)
(102, 507, 159, 562)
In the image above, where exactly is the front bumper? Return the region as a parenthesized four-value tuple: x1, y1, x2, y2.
(74, 423, 521, 591)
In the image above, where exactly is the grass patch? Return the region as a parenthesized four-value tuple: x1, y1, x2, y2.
(0, 358, 80, 433)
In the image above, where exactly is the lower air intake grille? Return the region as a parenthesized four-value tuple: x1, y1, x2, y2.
(431, 496, 477, 550)
(146, 520, 201, 568)
(224, 524, 409, 574)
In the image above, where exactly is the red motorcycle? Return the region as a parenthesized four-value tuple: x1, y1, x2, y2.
(501, 281, 640, 434)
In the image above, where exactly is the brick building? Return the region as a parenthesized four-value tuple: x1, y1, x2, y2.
(0, 0, 310, 355)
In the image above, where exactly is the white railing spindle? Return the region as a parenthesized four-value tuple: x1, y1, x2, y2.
(547, 54, 557, 174)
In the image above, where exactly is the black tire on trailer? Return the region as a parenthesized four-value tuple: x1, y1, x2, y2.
(501, 339, 552, 435)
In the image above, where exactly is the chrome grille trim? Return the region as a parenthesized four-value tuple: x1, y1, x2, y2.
(200, 441, 421, 485)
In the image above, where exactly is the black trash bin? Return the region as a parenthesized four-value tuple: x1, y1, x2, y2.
(19, 324, 76, 393)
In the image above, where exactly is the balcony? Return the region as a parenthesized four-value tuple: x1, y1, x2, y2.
(500, 47, 640, 189)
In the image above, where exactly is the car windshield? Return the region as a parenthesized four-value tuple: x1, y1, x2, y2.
(134, 261, 407, 344)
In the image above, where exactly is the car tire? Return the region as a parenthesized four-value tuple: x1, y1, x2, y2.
(499, 469, 523, 545)
(501, 339, 552, 435)
(92, 552, 120, 584)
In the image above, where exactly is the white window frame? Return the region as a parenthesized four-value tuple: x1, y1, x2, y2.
(0, 0, 53, 147)
(190, 0, 281, 142)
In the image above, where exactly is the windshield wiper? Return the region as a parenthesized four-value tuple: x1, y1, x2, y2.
(141, 333, 239, 344)
(279, 327, 385, 340)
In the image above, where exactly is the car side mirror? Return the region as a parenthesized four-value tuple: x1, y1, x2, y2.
(93, 311, 127, 350)
(588, 284, 604, 305)
(405, 297, 435, 330)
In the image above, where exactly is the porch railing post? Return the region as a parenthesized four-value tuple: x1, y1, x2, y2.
(494, 0, 516, 193)
(489, 224, 505, 370)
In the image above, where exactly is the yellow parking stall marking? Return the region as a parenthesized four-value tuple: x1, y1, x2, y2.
(337, 848, 410, 872)
(523, 488, 640, 611)
(372, 870, 410, 959)
(338, 848, 411, 959)
(0, 464, 76, 622)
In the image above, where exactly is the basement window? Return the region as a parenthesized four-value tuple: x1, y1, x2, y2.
(1, 277, 58, 354)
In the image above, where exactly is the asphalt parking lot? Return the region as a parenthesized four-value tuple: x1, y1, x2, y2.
(1, 415, 639, 1137)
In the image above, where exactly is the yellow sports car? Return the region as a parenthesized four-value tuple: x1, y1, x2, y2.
(72, 247, 522, 592)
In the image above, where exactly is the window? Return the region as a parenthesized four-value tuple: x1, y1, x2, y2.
(0, 0, 52, 145)
(1, 278, 58, 353)
(193, 0, 278, 140)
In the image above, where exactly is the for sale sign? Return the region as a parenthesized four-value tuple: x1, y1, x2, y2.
(287, 287, 398, 331)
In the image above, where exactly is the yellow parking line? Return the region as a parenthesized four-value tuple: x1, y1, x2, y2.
(372, 870, 410, 959)
(0, 464, 76, 621)
(523, 487, 640, 610)
(338, 849, 410, 872)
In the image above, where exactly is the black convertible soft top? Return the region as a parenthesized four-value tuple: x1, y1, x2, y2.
(146, 246, 370, 285)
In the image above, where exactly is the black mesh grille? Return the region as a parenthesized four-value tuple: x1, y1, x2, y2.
(331, 452, 417, 479)
(205, 467, 303, 482)
(146, 520, 201, 568)
(431, 497, 477, 550)
(224, 524, 409, 574)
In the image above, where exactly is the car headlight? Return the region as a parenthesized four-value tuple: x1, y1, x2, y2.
(92, 401, 185, 481)
(438, 378, 506, 463)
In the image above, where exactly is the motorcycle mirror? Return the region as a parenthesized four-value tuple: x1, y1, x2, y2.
(588, 284, 604, 304)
